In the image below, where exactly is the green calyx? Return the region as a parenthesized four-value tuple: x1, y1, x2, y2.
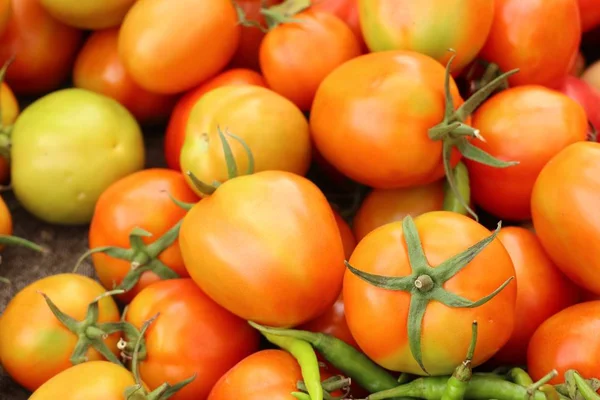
(345, 215, 514, 374)
(233, 0, 310, 33)
(428, 51, 520, 221)
(557, 370, 600, 400)
(452, 321, 478, 382)
(442, 161, 471, 217)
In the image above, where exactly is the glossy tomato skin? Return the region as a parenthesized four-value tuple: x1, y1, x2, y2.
(0, 274, 121, 391)
(118, 0, 240, 94)
(0, 195, 12, 250)
(578, 0, 600, 32)
(531, 142, 600, 294)
(260, 10, 361, 111)
(299, 296, 358, 349)
(358, 0, 494, 75)
(164, 68, 267, 171)
(480, 0, 581, 88)
(466, 86, 588, 221)
(180, 171, 346, 327)
(557, 75, 600, 132)
(0, 0, 83, 95)
(89, 169, 199, 303)
(0, 80, 18, 183)
(0, 0, 10, 36)
(527, 301, 600, 385)
(73, 28, 178, 126)
(126, 279, 260, 400)
(312, 0, 365, 49)
(180, 86, 311, 195)
(39, 0, 135, 29)
(353, 181, 444, 242)
(343, 211, 517, 375)
(332, 209, 356, 260)
(491, 227, 580, 366)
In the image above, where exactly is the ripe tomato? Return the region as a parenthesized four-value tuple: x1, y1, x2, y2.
(531, 142, 600, 294)
(578, 0, 600, 32)
(73, 28, 178, 126)
(89, 168, 199, 303)
(259, 9, 361, 111)
(527, 301, 600, 385)
(466, 86, 588, 221)
(582, 60, 600, 92)
(0, 0, 9, 36)
(179, 171, 346, 327)
(118, 0, 240, 94)
(352, 181, 445, 242)
(0, 78, 18, 183)
(311, 0, 365, 49)
(180, 86, 311, 195)
(358, 0, 494, 75)
(0, 274, 121, 391)
(299, 296, 358, 349)
(0, 0, 83, 95)
(164, 68, 267, 171)
(491, 227, 580, 366)
(332, 209, 356, 260)
(125, 279, 260, 400)
(310, 51, 463, 189)
(38, 0, 135, 29)
(343, 211, 517, 375)
(0, 195, 12, 250)
(479, 0, 581, 88)
(557, 75, 600, 132)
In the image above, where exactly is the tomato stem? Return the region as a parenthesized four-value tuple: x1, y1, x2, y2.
(526, 370, 558, 400)
(260, 0, 311, 30)
(507, 368, 534, 387)
(442, 162, 472, 217)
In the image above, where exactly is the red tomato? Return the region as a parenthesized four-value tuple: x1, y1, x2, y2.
(0, 0, 10, 36)
(332, 209, 356, 260)
(466, 86, 588, 221)
(0, 0, 83, 95)
(557, 75, 600, 132)
(480, 0, 581, 88)
(491, 227, 580, 366)
(125, 279, 260, 400)
(0, 78, 18, 183)
(582, 60, 600, 92)
(299, 296, 358, 349)
(578, 0, 600, 32)
(163, 68, 267, 171)
(118, 0, 240, 94)
(179, 171, 346, 327)
(311, 0, 365, 49)
(259, 10, 361, 111)
(531, 142, 600, 294)
(527, 301, 600, 384)
(89, 169, 200, 303)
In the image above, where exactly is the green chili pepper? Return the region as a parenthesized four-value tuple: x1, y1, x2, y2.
(507, 367, 534, 387)
(573, 371, 600, 400)
(442, 161, 472, 217)
(441, 321, 478, 400)
(539, 384, 561, 400)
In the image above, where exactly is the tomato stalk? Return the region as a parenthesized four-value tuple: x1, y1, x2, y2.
(345, 215, 514, 375)
(442, 162, 471, 216)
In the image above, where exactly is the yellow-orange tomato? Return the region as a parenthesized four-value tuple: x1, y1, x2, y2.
(352, 181, 445, 242)
(0, 195, 12, 250)
(38, 0, 136, 29)
(0, 80, 18, 183)
(332, 208, 356, 260)
(118, 0, 240, 94)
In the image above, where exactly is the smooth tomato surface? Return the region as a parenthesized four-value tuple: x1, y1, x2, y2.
(0, 80, 19, 183)
(89, 168, 199, 303)
(527, 301, 600, 384)
(492, 227, 580, 365)
(466, 86, 588, 221)
(0, 195, 12, 250)
(260, 9, 361, 111)
(343, 211, 517, 375)
(312, 0, 364, 47)
(531, 142, 600, 294)
(332, 208, 356, 260)
(578, 0, 600, 32)
(179, 171, 346, 327)
(125, 279, 260, 400)
(310, 50, 463, 189)
(73, 28, 178, 125)
(0, 0, 83, 95)
(180, 85, 311, 195)
(39, 0, 136, 29)
(0, 0, 9, 36)
(0, 274, 121, 391)
(557, 75, 600, 132)
(118, 0, 240, 94)
(299, 296, 358, 349)
(164, 68, 267, 171)
(480, 0, 581, 88)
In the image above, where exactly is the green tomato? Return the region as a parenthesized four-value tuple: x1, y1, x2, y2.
(38, 0, 136, 30)
(11, 88, 145, 225)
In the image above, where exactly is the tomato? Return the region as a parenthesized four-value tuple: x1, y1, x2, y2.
(527, 301, 600, 385)
(358, 0, 494, 75)
(39, 0, 135, 29)
(259, 9, 361, 111)
(0, 274, 121, 391)
(332, 209, 356, 260)
(89, 168, 200, 303)
(0, 0, 83, 95)
(11, 88, 145, 225)
(180, 86, 311, 195)
(0, 195, 12, 250)
(299, 296, 358, 349)
(310, 50, 463, 189)
(557, 75, 600, 132)
(73, 28, 178, 126)
(578, 0, 600, 32)
(311, 0, 365, 50)
(582, 60, 600, 92)
(352, 181, 445, 242)
(125, 279, 260, 400)
(465, 86, 588, 221)
(479, 0, 581, 88)
(343, 211, 517, 375)
(0, 0, 10, 36)
(118, 0, 240, 94)
(164, 68, 267, 171)
(490, 227, 580, 366)
(180, 171, 346, 327)
(0, 79, 19, 183)
(531, 142, 600, 294)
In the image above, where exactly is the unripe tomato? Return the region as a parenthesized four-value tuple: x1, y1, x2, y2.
(38, 0, 136, 29)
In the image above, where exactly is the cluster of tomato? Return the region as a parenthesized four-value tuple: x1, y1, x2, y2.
(1, 0, 600, 399)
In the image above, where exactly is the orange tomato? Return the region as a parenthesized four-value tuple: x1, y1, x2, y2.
(259, 9, 361, 111)
(0, 79, 18, 183)
(38, 0, 136, 29)
(0, 195, 12, 250)
(0, 0, 10, 36)
(73, 28, 178, 126)
(311, 0, 365, 49)
(299, 296, 358, 349)
(164, 68, 267, 171)
(578, 0, 600, 32)
(332, 208, 356, 260)
(118, 0, 240, 94)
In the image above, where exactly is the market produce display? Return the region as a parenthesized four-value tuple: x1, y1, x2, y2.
(1, 0, 600, 399)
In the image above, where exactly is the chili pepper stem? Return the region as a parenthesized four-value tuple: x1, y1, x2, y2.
(507, 368, 535, 387)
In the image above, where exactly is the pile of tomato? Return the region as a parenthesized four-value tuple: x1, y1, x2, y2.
(1, 0, 600, 399)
